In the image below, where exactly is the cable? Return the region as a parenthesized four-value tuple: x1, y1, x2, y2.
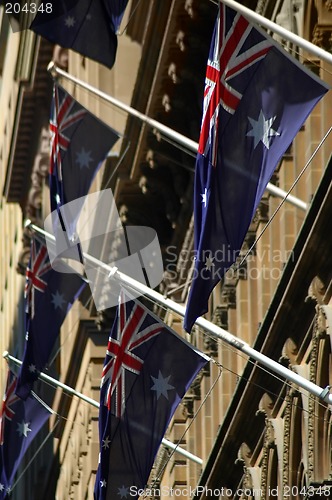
(117, 0, 145, 36)
(199, 330, 332, 423)
(235, 125, 332, 270)
(104, 283, 331, 421)
(103, 140, 131, 188)
(9, 417, 60, 495)
(144, 360, 223, 496)
(47, 296, 94, 368)
(163, 122, 332, 298)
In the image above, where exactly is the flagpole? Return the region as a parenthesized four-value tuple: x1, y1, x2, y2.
(47, 63, 308, 212)
(110, 268, 332, 406)
(27, 222, 332, 406)
(47, 62, 198, 151)
(220, 0, 332, 66)
(3, 351, 99, 408)
(3, 351, 203, 465)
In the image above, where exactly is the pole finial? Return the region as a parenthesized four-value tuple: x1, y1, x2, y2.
(47, 61, 58, 79)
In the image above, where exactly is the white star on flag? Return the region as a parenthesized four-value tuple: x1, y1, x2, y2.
(51, 290, 66, 310)
(76, 147, 94, 169)
(65, 16, 76, 28)
(205, 255, 215, 271)
(150, 371, 175, 400)
(246, 110, 280, 149)
(16, 420, 32, 438)
(118, 485, 129, 498)
(102, 435, 111, 449)
(201, 187, 208, 207)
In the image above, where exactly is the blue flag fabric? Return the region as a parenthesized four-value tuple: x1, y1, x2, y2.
(48, 83, 120, 240)
(30, 0, 129, 69)
(0, 370, 51, 497)
(183, 4, 329, 332)
(94, 290, 208, 499)
(15, 238, 86, 400)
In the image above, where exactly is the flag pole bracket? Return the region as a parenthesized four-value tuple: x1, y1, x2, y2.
(47, 61, 58, 80)
(319, 385, 332, 403)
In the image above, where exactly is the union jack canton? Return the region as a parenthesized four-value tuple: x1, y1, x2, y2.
(49, 84, 86, 181)
(199, 3, 272, 164)
(25, 240, 52, 319)
(101, 293, 163, 418)
(0, 374, 19, 446)
(47, 83, 120, 242)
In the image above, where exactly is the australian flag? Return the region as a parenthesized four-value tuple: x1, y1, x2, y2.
(183, 4, 329, 332)
(0, 370, 51, 497)
(48, 83, 120, 241)
(15, 238, 86, 400)
(30, 0, 129, 69)
(94, 289, 208, 499)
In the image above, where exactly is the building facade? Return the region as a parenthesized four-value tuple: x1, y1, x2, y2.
(0, 1, 331, 499)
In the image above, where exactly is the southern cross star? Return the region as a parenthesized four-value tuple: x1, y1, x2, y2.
(102, 435, 111, 449)
(205, 255, 215, 271)
(65, 16, 75, 28)
(151, 371, 175, 400)
(201, 187, 207, 207)
(17, 420, 32, 438)
(246, 110, 280, 149)
(117, 485, 129, 498)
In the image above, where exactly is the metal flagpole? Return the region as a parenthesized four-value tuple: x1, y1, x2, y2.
(47, 62, 308, 211)
(3, 351, 203, 465)
(220, 0, 332, 66)
(28, 222, 332, 406)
